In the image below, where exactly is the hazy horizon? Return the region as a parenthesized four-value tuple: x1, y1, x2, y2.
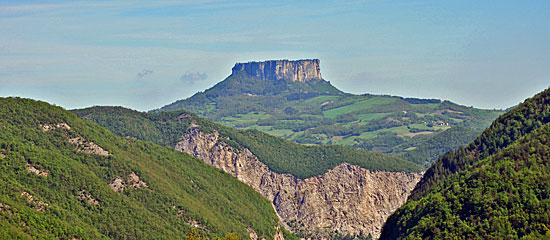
(1, 1, 549, 111)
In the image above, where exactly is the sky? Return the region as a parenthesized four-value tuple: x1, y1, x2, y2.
(1, 0, 549, 111)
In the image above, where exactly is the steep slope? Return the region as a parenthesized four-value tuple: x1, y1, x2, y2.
(380, 88, 550, 239)
(0, 97, 286, 240)
(154, 59, 503, 167)
(410, 88, 550, 199)
(74, 106, 423, 239)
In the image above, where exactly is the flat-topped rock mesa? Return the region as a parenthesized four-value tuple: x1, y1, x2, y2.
(232, 59, 322, 82)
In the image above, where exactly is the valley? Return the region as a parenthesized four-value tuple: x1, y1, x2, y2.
(74, 105, 423, 239)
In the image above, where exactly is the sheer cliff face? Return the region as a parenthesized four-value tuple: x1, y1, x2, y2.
(232, 59, 322, 82)
(175, 126, 422, 239)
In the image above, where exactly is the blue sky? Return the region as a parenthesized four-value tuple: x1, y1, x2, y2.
(1, 0, 549, 111)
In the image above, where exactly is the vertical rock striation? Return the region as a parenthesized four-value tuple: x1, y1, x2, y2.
(232, 59, 322, 82)
(175, 126, 422, 239)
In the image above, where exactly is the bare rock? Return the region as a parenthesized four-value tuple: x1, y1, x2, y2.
(69, 137, 110, 156)
(40, 122, 71, 131)
(20, 191, 49, 212)
(247, 228, 259, 240)
(186, 219, 203, 229)
(127, 172, 148, 189)
(78, 190, 99, 206)
(232, 59, 322, 83)
(172, 206, 204, 229)
(26, 163, 49, 177)
(176, 127, 422, 239)
(109, 172, 148, 193)
(0, 202, 13, 215)
(109, 177, 125, 193)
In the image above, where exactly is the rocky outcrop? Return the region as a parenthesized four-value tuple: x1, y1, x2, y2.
(69, 137, 110, 156)
(20, 191, 50, 212)
(78, 190, 99, 206)
(232, 59, 322, 83)
(40, 122, 71, 131)
(109, 172, 148, 193)
(175, 126, 422, 239)
(38, 122, 110, 156)
(26, 163, 49, 177)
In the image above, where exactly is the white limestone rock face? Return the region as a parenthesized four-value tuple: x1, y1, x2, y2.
(232, 59, 322, 83)
(176, 126, 422, 239)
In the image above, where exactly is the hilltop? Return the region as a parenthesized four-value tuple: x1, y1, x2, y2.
(0, 97, 289, 240)
(155, 59, 504, 167)
(380, 88, 550, 239)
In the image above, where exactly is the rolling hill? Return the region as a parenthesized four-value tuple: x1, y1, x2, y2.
(0, 97, 290, 240)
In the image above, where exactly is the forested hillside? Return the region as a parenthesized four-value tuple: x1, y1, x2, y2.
(73, 106, 423, 179)
(0, 97, 286, 240)
(380, 88, 550, 239)
(410, 88, 550, 199)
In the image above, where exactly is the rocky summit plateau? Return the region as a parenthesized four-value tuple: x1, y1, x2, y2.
(232, 59, 322, 83)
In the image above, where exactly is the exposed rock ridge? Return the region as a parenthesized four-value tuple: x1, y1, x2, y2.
(20, 191, 50, 212)
(232, 59, 322, 83)
(26, 163, 49, 177)
(78, 190, 99, 206)
(69, 137, 110, 156)
(175, 126, 422, 239)
(109, 172, 148, 193)
(40, 122, 71, 131)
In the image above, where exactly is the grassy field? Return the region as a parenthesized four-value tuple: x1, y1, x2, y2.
(323, 97, 396, 118)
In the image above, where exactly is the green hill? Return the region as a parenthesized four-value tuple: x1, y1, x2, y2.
(73, 106, 423, 179)
(380, 88, 550, 239)
(0, 97, 287, 239)
(154, 60, 503, 167)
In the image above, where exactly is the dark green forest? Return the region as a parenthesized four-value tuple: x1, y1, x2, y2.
(380, 88, 550, 239)
(0, 97, 284, 239)
(411, 88, 550, 199)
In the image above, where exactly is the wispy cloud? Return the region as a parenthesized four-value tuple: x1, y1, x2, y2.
(180, 72, 208, 85)
(137, 69, 153, 78)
